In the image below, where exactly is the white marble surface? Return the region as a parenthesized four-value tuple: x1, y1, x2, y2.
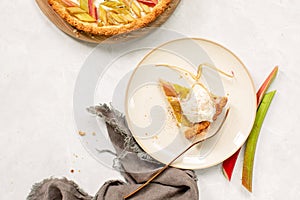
(1, 0, 300, 199)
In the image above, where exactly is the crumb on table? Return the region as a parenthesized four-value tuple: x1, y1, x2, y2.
(78, 131, 86, 136)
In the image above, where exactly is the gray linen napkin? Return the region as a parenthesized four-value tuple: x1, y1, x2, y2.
(27, 104, 199, 200)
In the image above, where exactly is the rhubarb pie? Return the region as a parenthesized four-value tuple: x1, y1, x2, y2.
(160, 80, 228, 139)
(48, 0, 172, 36)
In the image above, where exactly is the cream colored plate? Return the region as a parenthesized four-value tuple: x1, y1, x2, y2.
(125, 38, 256, 169)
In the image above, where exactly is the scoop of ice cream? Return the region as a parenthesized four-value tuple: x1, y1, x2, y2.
(180, 84, 216, 123)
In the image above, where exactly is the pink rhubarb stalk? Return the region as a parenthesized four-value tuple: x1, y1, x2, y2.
(88, 0, 97, 20)
(256, 66, 278, 106)
(137, 0, 158, 7)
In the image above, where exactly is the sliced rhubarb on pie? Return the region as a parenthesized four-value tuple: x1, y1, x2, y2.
(48, 0, 172, 36)
(159, 80, 227, 139)
(159, 80, 190, 125)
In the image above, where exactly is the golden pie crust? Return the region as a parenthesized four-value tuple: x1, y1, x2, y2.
(48, 0, 172, 36)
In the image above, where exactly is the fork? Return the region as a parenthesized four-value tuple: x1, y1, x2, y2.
(123, 108, 230, 199)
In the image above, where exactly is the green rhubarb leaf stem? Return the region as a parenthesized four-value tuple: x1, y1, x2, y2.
(242, 90, 276, 192)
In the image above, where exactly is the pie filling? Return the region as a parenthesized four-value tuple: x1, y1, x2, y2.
(156, 63, 233, 139)
(160, 80, 228, 139)
(60, 0, 159, 26)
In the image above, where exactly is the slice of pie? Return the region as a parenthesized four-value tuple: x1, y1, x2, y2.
(159, 80, 228, 139)
(48, 0, 171, 36)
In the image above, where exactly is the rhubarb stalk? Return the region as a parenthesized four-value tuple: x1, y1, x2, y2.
(242, 90, 276, 192)
(222, 66, 278, 181)
(256, 66, 278, 106)
(222, 149, 240, 181)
